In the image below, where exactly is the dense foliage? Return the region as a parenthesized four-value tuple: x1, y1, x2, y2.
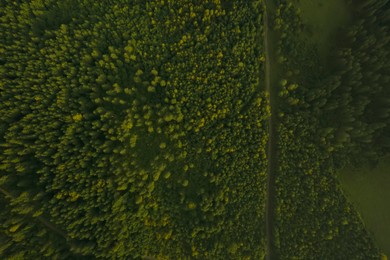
(1, 0, 268, 258)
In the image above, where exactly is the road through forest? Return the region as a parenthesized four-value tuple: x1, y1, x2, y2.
(263, 0, 279, 259)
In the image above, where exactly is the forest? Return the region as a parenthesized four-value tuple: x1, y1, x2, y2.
(0, 0, 389, 259)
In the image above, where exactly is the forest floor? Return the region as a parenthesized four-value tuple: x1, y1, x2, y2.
(338, 158, 390, 257)
(263, 0, 280, 259)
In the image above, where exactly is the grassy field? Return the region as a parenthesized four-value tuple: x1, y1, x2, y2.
(294, 0, 352, 63)
(338, 158, 390, 257)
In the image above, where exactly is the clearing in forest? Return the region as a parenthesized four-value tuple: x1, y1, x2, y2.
(339, 158, 390, 257)
(294, 0, 352, 63)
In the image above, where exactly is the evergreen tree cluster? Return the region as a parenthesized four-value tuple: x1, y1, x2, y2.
(1, 0, 268, 258)
(317, 0, 390, 166)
